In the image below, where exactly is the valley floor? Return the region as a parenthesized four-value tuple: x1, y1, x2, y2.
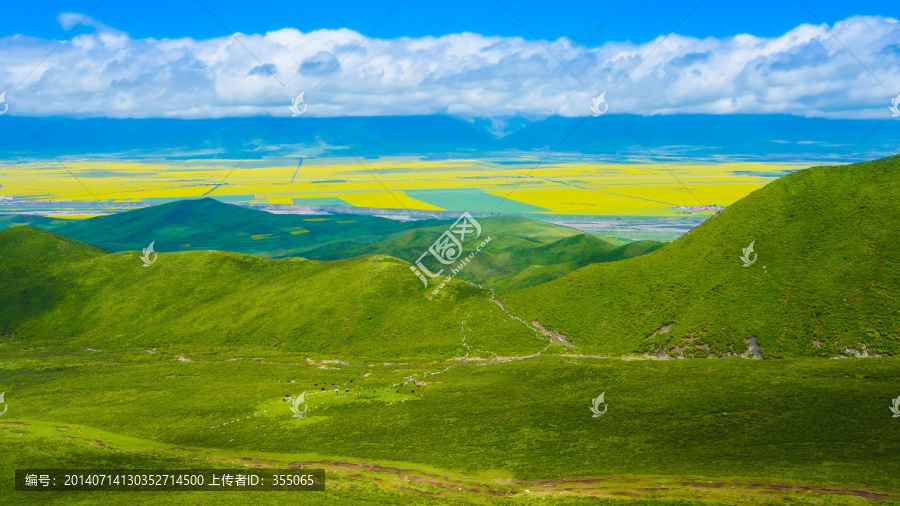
(1, 344, 899, 504)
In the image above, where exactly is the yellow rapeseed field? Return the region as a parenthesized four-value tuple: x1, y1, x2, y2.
(0, 157, 809, 216)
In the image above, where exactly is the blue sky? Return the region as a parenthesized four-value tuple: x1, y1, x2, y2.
(1, 1, 898, 119)
(6, 0, 897, 42)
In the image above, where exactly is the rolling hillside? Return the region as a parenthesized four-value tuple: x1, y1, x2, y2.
(502, 155, 900, 358)
(304, 215, 663, 289)
(21, 198, 447, 257)
(0, 198, 662, 289)
(0, 226, 542, 360)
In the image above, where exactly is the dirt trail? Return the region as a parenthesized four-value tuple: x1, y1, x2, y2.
(530, 319, 572, 346)
(490, 291, 572, 347)
(279, 458, 897, 502)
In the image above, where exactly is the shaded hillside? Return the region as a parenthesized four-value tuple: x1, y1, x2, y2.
(0, 199, 662, 290)
(305, 216, 663, 289)
(502, 156, 900, 358)
(38, 198, 446, 257)
(0, 227, 541, 360)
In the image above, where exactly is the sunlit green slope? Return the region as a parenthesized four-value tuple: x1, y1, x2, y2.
(0, 226, 541, 360)
(503, 155, 900, 358)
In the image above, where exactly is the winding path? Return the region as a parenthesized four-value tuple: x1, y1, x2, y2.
(488, 288, 572, 347)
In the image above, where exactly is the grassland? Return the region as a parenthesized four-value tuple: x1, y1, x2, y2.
(1, 346, 898, 504)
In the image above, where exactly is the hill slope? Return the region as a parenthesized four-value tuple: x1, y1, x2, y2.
(0, 226, 542, 360)
(502, 156, 900, 358)
(41, 198, 447, 257)
(1, 199, 661, 289)
(305, 215, 662, 289)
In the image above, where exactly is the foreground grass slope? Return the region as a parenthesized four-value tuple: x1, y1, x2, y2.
(1, 348, 898, 504)
(503, 156, 900, 358)
(0, 226, 541, 359)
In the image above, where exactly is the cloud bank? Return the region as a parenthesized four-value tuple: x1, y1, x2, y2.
(1, 15, 898, 119)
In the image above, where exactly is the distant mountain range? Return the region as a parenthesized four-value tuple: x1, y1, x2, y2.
(2, 114, 896, 160)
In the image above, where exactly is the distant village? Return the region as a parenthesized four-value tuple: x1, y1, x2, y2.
(671, 205, 725, 214)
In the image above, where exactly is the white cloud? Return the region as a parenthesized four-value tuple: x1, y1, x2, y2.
(1, 15, 898, 119)
(56, 13, 120, 34)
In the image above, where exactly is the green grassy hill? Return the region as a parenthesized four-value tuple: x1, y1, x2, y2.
(21, 198, 448, 257)
(502, 155, 900, 358)
(0, 199, 662, 290)
(0, 214, 60, 230)
(0, 226, 542, 360)
(303, 215, 663, 289)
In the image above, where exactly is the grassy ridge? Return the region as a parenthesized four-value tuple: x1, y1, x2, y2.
(0, 226, 542, 360)
(502, 156, 900, 358)
(0, 199, 662, 289)
(25, 198, 447, 257)
(304, 214, 663, 289)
